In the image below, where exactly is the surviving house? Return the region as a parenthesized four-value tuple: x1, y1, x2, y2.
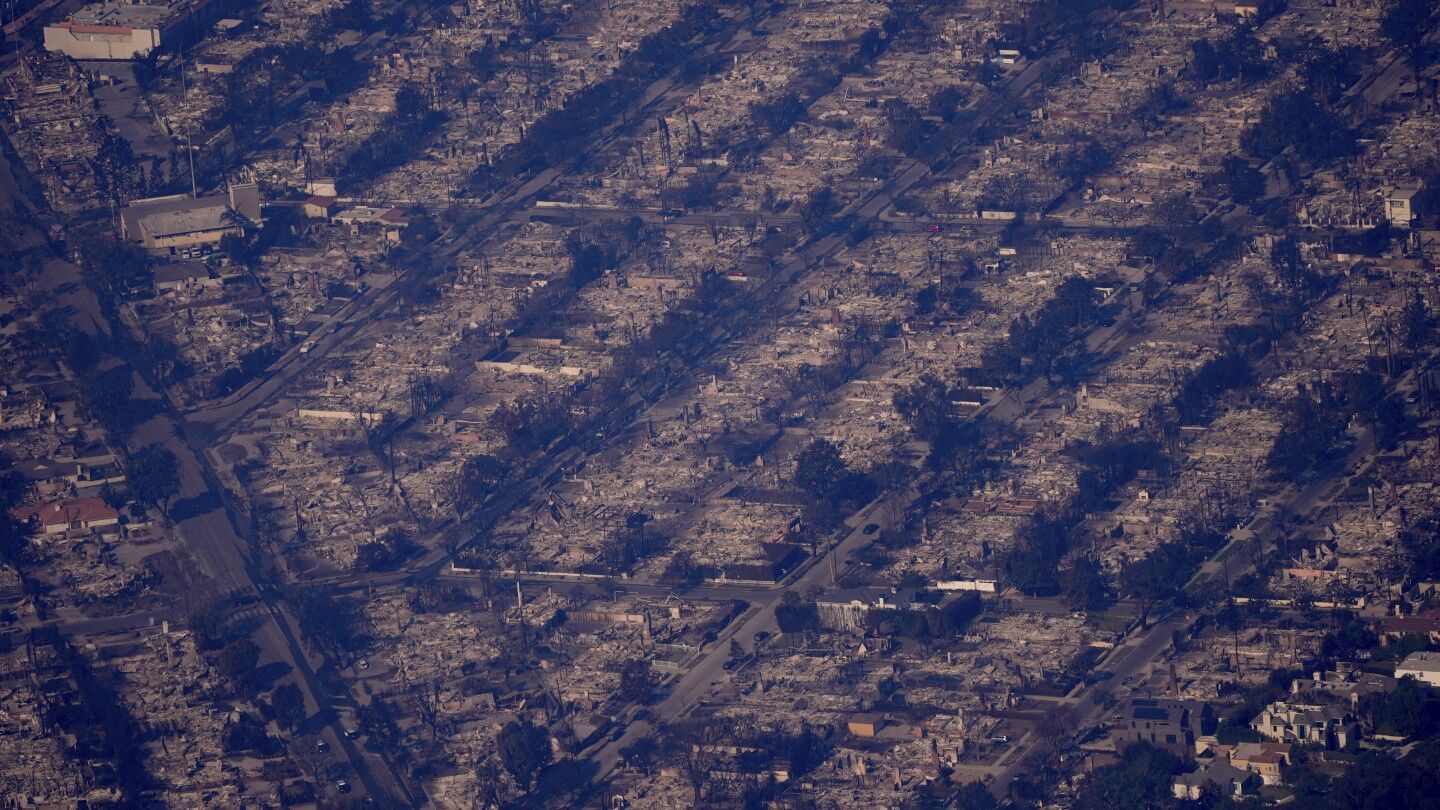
(1229, 742, 1292, 785)
(847, 713, 885, 738)
(1385, 188, 1418, 228)
(816, 587, 921, 632)
(1378, 611, 1440, 647)
(332, 206, 411, 242)
(1112, 698, 1212, 760)
(10, 497, 120, 535)
(120, 183, 260, 255)
(1249, 702, 1358, 749)
(1395, 652, 1440, 688)
(1291, 670, 1398, 707)
(1172, 760, 1258, 801)
(153, 260, 221, 292)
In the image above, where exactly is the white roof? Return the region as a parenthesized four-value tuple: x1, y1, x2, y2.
(1397, 651, 1440, 674)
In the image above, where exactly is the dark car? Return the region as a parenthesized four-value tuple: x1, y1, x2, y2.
(754, 631, 771, 643)
(336, 780, 351, 794)
(315, 739, 330, 753)
(863, 523, 880, 535)
(344, 727, 360, 740)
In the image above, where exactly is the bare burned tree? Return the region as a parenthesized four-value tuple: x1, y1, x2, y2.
(415, 674, 446, 751)
(473, 756, 504, 809)
(292, 743, 327, 800)
(664, 715, 731, 805)
(351, 406, 401, 484)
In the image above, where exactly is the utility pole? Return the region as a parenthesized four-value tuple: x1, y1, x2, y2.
(178, 47, 197, 197)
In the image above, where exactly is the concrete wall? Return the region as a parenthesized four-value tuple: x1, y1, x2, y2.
(934, 579, 998, 593)
(145, 225, 240, 252)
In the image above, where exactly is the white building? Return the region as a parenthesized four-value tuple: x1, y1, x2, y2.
(1385, 188, 1418, 228)
(43, 0, 229, 61)
(1396, 651, 1440, 688)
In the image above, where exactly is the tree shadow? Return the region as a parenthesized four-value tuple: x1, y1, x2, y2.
(170, 491, 223, 522)
(253, 659, 293, 692)
(298, 710, 334, 738)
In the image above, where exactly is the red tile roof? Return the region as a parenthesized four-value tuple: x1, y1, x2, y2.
(10, 497, 119, 528)
(1381, 612, 1440, 634)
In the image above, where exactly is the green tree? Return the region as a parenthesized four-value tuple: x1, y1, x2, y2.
(893, 374, 955, 441)
(498, 717, 552, 793)
(1362, 677, 1440, 738)
(617, 659, 655, 703)
(1119, 543, 1194, 626)
(1400, 288, 1430, 354)
(1065, 557, 1110, 612)
(659, 550, 710, 588)
(93, 126, 140, 206)
(884, 98, 927, 158)
(1242, 90, 1355, 165)
(271, 682, 306, 732)
(1222, 155, 1265, 205)
(1270, 234, 1324, 306)
(1381, 0, 1436, 88)
(353, 538, 395, 572)
(775, 591, 820, 634)
(1268, 382, 1348, 478)
(1005, 545, 1061, 596)
(77, 366, 139, 440)
(0, 461, 28, 567)
(952, 781, 998, 810)
(474, 758, 504, 808)
(215, 638, 261, 691)
(1320, 750, 1440, 810)
(127, 444, 180, 518)
(751, 91, 805, 137)
(799, 187, 836, 234)
(794, 438, 848, 502)
(455, 453, 510, 517)
(535, 758, 593, 803)
(1074, 741, 1180, 810)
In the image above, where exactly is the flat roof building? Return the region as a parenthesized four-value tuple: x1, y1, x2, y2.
(1385, 188, 1419, 228)
(43, 0, 230, 61)
(120, 182, 259, 254)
